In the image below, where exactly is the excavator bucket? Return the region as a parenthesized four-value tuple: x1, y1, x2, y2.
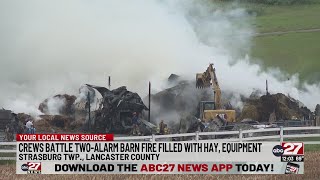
(196, 73, 211, 88)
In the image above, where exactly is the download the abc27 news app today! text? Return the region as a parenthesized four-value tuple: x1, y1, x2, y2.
(1, 0, 320, 180)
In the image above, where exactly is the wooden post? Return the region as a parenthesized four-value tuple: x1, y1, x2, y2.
(266, 79, 269, 95)
(148, 81, 151, 122)
(195, 131, 199, 141)
(108, 76, 111, 90)
(239, 129, 243, 142)
(87, 91, 91, 131)
(152, 134, 155, 142)
(280, 126, 284, 143)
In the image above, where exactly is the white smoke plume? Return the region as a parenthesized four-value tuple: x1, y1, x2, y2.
(75, 86, 96, 104)
(0, 0, 319, 116)
(46, 96, 66, 115)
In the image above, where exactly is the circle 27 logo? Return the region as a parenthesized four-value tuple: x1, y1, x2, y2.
(20, 162, 41, 172)
(272, 142, 304, 157)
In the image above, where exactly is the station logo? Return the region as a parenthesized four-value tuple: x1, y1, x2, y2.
(281, 142, 304, 156)
(272, 142, 304, 157)
(272, 145, 284, 157)
(21, 162, 42, 174)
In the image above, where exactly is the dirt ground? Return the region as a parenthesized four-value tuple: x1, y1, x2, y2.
(0, 152, 319, 180)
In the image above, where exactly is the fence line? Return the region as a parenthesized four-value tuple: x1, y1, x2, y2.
(112, 126, 320, 142)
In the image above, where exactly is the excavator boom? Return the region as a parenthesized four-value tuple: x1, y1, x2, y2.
(196, 63, 222, 109)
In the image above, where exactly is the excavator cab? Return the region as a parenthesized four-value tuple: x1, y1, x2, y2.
(199, 101, 215, 120)
(198, 101, 236, 123)
(202, 101, 215, 110)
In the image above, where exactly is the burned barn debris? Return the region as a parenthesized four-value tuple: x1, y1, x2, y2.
(149, 81, 212, 133)
(168, 74, 180, 83)
(148, 80, 243, 134)
(28, 81, 318, 136)
(86, 84, 154, 134)
(2, 69, 318, 137)
(0, 109, 13, 131)
(0, 110, 21, 141)
(148, 76, 318, 135)
(0, 110, 27, 141)
(30, 84, 155, 135)
(315, 104, 320, 116)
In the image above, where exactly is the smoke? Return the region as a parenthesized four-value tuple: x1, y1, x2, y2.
(75, 86, 96, 104)
(0, 0, 319, 116)
(46, 96, 66, 115)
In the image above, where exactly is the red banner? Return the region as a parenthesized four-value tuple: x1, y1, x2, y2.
(16, 134, 114, 141)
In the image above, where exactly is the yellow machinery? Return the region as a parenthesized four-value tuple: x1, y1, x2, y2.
(196, 63, 236, 122)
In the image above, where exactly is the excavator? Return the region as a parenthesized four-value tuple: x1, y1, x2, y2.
(196, 63, 236, 122)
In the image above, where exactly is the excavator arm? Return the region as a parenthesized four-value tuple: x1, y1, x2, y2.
(196, 63, 222, 109)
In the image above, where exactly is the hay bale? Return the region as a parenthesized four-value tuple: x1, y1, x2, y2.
(38, 115, 73, 130)
(17, 113, 34, 123)
(34, 120, 52, 133)
(39, 94, 76, 115)
(240, 93, 312, 122)
(70, 118, 85, 130)
(240, 104, 260, 120)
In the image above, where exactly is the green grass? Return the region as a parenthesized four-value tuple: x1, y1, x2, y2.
(251, 31, 320, 82)
(240, 2, 320, 83)
(0, 152, 16, 165)
(284, 137, 320, 141)
(212, 1, 320, 82)
(0, 153, 15, 157)
(0, 160, 15, 165)
(305, 144, 320, 151)
(245, 3, 320, 33)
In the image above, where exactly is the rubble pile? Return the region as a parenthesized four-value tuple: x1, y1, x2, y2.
(23, 84, 153, 134)
(0, 110, 12, 130)
(148, 80, 240, 133)
(240, 93, 312, 122)
(149, 81, 218, 133)
(4, 76, 318, 136)
(148, 79, 318, 134)
(150, 82, 211, 116)
(86, 84, 150, 134)
(315, 104, 320, 116)
(17, 113, 34, 122)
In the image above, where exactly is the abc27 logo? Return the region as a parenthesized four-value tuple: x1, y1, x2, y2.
(21, 162, 41, 174)
(272, 142, 304, 162)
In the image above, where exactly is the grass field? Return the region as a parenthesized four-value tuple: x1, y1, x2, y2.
(252, 31, 320, 81)
(239, 2, 320, 83)
(245, 3, 320, 33)
(305, 144, 320, 151)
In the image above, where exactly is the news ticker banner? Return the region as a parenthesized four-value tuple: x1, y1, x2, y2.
(16, 134, 304, 174)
